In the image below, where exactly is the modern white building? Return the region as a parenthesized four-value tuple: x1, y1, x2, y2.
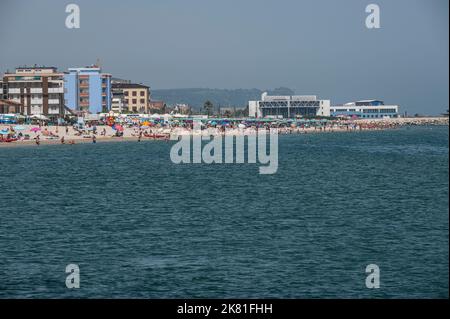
(331, 100, 399, 118)
(249, 92, 330, 118)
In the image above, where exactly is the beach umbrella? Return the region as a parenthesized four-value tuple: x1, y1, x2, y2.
(30, 127, 41, 132)
(13, 125, 26, 131)
(0, 129, 10, 135)
(113, 124, 124, 132)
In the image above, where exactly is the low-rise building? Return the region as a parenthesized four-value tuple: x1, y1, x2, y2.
(0, 99, 24, 114)
(331, 100, 399, 118)
(148, 100, 165, 111)
(249, 92, 330, 118)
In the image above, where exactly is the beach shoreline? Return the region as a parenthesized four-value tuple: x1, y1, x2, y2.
(1, 117, 448, 148)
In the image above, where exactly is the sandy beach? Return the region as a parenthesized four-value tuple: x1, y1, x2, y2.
(0, 117, 447, 148)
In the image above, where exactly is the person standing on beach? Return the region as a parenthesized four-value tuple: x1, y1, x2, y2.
(66, 126, 69, 135)
(35, 135, 40, 146)
(61, 136, 65, 144)
(92, 135, 97, 144)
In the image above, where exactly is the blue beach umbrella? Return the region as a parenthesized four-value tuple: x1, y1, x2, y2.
(13, 125, 26, 131)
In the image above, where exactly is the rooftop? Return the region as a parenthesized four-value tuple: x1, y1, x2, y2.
(112, 83, 150, 89)
(16, 66, 57, 70)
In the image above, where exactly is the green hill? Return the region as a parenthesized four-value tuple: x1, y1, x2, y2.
(151, 87, 295, 110)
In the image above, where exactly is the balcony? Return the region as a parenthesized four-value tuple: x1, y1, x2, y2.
(30, 88, 43, 94)
(48, 107, 61, 114)
(48, 87, 64, 93)
(48, 99, 61, 105)
(8, 88, 20, 94)
(31, 98, 43, 104)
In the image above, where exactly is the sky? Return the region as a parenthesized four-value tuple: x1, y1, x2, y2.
(0, 0, 448, 114)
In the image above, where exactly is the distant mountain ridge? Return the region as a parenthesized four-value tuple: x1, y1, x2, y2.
(151, 87, 295, 109)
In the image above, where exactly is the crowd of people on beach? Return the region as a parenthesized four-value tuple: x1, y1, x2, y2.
(0, 116, 448, 146)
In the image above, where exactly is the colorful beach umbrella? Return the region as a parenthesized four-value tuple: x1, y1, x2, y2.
(0, 129, 10, 135)
(30, 127, 41, 132)
(112, 124, 124, 132)
(13, 125, 26, 131)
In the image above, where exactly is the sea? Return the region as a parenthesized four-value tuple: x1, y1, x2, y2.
(0, 126, 448, 298)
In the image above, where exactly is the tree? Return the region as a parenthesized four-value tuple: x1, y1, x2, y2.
(203, 100, 214, 116)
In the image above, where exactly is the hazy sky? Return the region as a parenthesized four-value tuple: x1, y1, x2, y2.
(0, 0, 448, 114)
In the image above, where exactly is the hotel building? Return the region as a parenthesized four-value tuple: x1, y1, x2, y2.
(331, 100, 399, 118)
(1, 66, 65, 117)
(64, 66, 112, 114)
(111, 83, 150, 113)
(249, 92, 331, 118)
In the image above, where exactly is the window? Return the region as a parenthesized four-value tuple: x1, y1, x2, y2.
(140, 91, 145, 96)
(124, 91, 129, 96)
(140, 99, 145, 104)
(132, 99, 137, 104)
(132, 91, 137, 96)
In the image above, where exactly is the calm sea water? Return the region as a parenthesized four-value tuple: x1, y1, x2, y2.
(0, 126, 448, 298)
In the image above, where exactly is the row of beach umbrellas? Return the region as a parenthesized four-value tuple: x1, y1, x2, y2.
(0, 126, 40, 135)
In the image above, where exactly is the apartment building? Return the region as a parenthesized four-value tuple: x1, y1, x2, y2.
(112, 83, 150, 113)
(64, 66, 112, 114)
(2, 66, 65, 117)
